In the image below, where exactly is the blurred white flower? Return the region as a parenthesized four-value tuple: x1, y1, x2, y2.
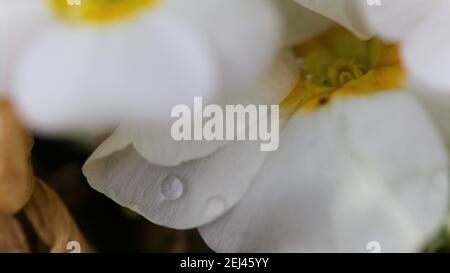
(0, 0, 282, 133)
(83, 3, 450, 252)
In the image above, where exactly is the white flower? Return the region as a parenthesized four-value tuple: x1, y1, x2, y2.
(83, 50, 300, 227)
(0, 0, 282, 133)
(83, 4, 450, 253)
(291, 1, 450, 165)
(293, 0, 450, 90)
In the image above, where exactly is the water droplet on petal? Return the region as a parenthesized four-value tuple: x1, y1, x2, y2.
(160, 175, 184, 200)
(204, 196, 226, 218)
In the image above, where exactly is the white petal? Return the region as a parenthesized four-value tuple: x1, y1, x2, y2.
(214, 50, 299, 107)
(165, 0, 283, 90)
(409, 78, 450, 149)
(83, 140, 268, 229)
(403, 0, 450, 90)
(293, 0, 445, 41)
(96, 51, 298, 166)
(293, 0, 373, 39)
(277, 0, 332, 46)
(12, 12, 219, 133)
(0, 0, 52, 94)
(110, 122, 230, 167)
(200, 92, 448, 252)
(356, 0, 446, 42)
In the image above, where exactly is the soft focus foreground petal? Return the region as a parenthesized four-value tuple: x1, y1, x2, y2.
(0, 0, 52, 94)
(200, 92, 448, 252)
(12, 12, 219, 133)
(83, 141, 268, 229)
(403, 0, 450, 90)
(166, 0, 283, 90)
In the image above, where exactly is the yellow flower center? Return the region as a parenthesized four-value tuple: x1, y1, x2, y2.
(282, 27, 405, 115)
(50, 0, 158, 23)
(326, 59, 367, 87)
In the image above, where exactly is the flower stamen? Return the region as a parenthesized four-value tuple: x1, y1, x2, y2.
(281, 27, 405, 116)
(326, 59, 367, 87)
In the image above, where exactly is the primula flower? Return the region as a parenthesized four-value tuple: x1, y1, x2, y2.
(0, 0, 282, 132)
(293, 0, 450, 90)
(83, 5, 450, 252)
(199, 27, 449, 252)
(293, 1, 450, 166)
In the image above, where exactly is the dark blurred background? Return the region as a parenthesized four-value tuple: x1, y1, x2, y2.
(31, 137, 211, 253)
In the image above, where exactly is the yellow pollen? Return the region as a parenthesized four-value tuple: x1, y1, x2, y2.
(281, 26, 405, 115)
(50, 0, 158, 23)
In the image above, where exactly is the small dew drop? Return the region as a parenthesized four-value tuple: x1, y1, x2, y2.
(160, 175, 184, 200)
(204, 196, 226, 218)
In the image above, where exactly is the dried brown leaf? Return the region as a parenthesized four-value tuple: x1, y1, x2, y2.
(0, 213, 30, 253)
(171, 230, 189, 253)
(0, 101, 34, 214)
(24, 179, 91, 253)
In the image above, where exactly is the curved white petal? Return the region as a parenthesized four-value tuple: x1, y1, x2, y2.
(214, 51, 299, 107)
(293, 0, 446, 42)
(409, 78, 450, 149)
(111, 122, 230, 167)
(0, 0, 52, 94)
(97, 51, 298, 167)
(12, 12, 219, 133)
(293, 0, 373, 39)
(200, 92, 448, 252)
(277, 0, 332, 46)
(403, 0, 450, 90)
(83, 140, 268, 229)
(166, 0, 283, 90)
(356, 0, 445, 42)
(82, 50, 298, 227)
